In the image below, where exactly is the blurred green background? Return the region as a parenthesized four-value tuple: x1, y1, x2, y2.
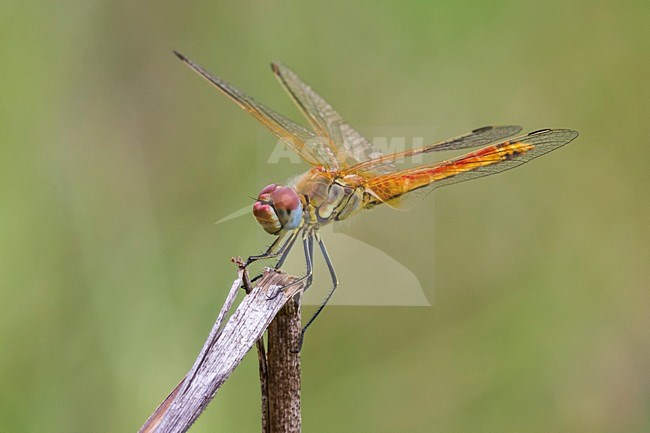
(1, 1, 648, 432)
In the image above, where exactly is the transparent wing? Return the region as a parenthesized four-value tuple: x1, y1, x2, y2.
(363, 129, 579, 209)
(174, 51, 337, 169)
(343, 125, 522, 176)
(272, 62, 393, 172)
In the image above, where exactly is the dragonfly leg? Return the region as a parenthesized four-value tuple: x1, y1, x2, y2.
(304, 233, 314, 287)
(245, 230, 291, 267)
(274, 229, 300, 270)
(249, 273, 264, 284)
(243, 230, 302, 290)
(293, 232, 338, 352)
(267, 230, 314, 300)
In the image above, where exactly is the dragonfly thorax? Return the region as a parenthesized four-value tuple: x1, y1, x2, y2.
(295, 169, 365, 226)
(252, 184, 303, 235)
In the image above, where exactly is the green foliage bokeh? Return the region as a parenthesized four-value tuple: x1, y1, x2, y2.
(1, 1, 648, 432)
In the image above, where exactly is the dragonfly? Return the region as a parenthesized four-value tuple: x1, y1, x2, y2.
(174, 51, 578, 348)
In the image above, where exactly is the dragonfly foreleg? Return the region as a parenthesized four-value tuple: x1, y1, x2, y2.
(267, 229, 314, 300)
(274, 229, 300, 270)
(244, 229, 301, 285)
(245, 230, 292, 267)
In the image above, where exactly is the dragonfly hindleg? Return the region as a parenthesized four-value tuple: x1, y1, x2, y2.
(294, 233, 338, 352)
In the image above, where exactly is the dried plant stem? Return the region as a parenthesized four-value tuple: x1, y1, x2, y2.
(267, 295, 302, 432)
(138, 263, 304, 433)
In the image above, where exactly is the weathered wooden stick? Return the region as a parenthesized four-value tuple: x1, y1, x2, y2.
(138, 264, 304, 433)
(267, 295, 302, 432)
(255, 337, 270, 433)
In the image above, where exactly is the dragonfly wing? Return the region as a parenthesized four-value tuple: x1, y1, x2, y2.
(343, 125, 522, 176)
(363, 129, 579, 209)
(175, 51, 338, 169)
(272, 62, 394, 172)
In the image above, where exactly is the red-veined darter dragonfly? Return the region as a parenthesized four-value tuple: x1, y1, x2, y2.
(174, 51, 578, 347)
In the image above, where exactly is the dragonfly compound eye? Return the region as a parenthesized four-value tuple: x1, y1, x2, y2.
(272, 186, 303, 230)
(252, 185, 302, 234)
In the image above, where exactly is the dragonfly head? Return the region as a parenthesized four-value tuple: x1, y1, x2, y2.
(253, 184, 303, 235)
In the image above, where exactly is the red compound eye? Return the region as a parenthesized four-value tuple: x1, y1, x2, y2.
(252, 185, 302, 234)
(258, 184, 277, 197)
(271, 187, 301, 212)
